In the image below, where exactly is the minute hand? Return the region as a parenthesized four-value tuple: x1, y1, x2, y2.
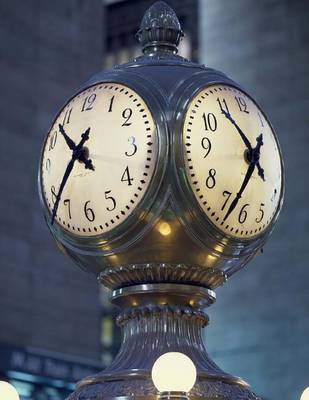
(223, 161, 255, 222)
(51, 127, 91, 224)
(51, 156, 75, 225)
(220, 108, 252, 152)
(59, 123, 76, 151)
(223, 134, 264, 222)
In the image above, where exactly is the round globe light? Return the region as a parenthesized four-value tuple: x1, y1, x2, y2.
(301, 387, 309, 400)
(0, 381, 20, 400)
(151, 352, 197, 393)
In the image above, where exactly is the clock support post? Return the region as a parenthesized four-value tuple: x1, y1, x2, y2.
(69, 267, 258, 400)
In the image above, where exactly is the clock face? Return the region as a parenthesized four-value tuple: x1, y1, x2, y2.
(41, 83, 157, 237)
(182, 84, 282, 239)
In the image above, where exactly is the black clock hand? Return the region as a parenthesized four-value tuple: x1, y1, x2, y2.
(82, 157, 95, 171)
(51, 157, 75, 225)
(219, 104, 252, 152)
(223, 134, 265, 222)
(219, 102, 266, 182)
(58, 123, 95, 171)
(256, 162, 265, 181)
(250, 134, 265, 182)
(59, 123, 76, 151)
(51, 127, 91, 224)
(223, 161, 255, 222)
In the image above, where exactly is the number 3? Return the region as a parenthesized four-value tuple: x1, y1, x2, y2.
(125, 136, 137, 157)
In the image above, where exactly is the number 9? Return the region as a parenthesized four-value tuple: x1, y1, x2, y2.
(201, 137, 211, 158)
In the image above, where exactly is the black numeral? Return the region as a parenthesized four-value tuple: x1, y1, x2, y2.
(81, 94, 96, 112)
(238, 203, 249, 224)
(121, 166, 134, 186)
(108, 95, 115, 112)
(125, 136, 137, 157)
(63, 199, 72, 219)
(202, 112, 217, 131)
(255, 203, 265, 223)
(48, 131, 57, 151)
(206, 168, 216, 189)
(122, 108, 133, 126)
(201, 137, 211, 158)
(51, 186, 57, 204)
(105, 190, 116, 211)
(221, 190, 232, 211)
(235, 96, 249, 113)
(63, 108, 72, 125)
(84, 200, 95, 221)
(217, 97, 229, 114)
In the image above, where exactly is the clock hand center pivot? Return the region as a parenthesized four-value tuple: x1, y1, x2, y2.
(73, 129, 95, 171)
(59, 124, 95, 171)
(244, 134, 264, 165)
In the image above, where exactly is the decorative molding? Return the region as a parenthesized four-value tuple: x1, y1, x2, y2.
(69, 377, 259, 399)
(116, 304, 209, 327)
(99, 263, 227, 290)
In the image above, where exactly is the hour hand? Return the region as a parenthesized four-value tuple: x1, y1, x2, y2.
(59, 123, 76, 151)
(80, 154, 95, 171)
(256, 162, 265, 181)
(253, 134, 265, 182)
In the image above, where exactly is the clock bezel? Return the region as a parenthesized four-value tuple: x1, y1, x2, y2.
(171, 74, 285, 258)
(38, 71, 169, 256)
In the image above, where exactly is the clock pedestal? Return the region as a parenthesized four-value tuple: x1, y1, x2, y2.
(68, 272, 260, 400)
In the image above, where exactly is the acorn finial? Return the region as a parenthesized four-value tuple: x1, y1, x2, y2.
(136, 1, 184, 55)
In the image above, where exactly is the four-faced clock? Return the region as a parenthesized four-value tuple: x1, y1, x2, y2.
(40, 83, 158, 237)
(182, 84, 283, 239)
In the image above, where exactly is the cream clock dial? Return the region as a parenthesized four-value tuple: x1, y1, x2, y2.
(41, 83, 157, 236)
(183, 84, 282, 239)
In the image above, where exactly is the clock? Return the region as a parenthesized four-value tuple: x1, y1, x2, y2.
(38, 49, 284, 282)
(40, 82, 158, 238)
(180, 83, 283, 240)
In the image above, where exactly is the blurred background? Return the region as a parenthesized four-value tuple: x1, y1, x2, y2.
(0, 0, 308, 399)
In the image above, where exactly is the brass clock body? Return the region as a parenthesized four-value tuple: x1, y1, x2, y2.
(39, 60, 284, 288)
(38, 3, 285, 400)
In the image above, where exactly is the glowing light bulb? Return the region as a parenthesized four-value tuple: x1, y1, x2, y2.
(157, 221, 172, 236)
(301, 387, 309, 400)
(0, 381, 20, 400)
(151, 352, 197, 393)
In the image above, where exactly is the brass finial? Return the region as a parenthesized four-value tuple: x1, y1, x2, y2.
(136, 1, 184, 55)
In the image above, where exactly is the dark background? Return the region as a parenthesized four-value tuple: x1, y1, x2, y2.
(0, 1, 308, 399)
